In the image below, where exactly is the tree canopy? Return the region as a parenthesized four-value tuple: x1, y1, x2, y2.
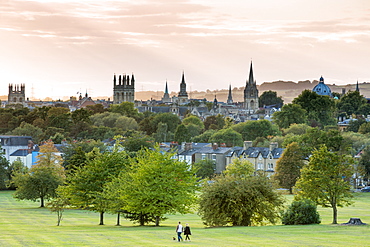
(295, 145, 354, 224)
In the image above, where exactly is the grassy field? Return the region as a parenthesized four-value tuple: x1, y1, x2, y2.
(0, 191, 369, 247)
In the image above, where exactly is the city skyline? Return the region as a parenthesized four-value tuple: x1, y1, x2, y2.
(1, 0, 370, 100)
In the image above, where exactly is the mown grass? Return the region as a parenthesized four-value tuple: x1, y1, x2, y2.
(0, 191, 369, 246)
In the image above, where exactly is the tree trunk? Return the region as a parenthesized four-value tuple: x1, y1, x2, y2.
(139, 213, 145, 226)
(99, 211, 104, 225)
(40, 196, 44, 207)
(116, 212, 120, 226)
(332, 204, 338, 224)
(289, 187, 293, 194)
(155, 216, 160, 226)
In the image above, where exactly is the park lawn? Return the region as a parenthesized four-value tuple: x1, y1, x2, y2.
(0, 190, 369, 247)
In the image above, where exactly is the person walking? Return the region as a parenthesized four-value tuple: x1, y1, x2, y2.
(176, 222, 183, 242)
(184, 223, 191, 241)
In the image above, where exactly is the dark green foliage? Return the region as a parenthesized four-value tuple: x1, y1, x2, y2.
(123, 132, 154, 152)
(293, 90, 336, 127)
(198, 174, 285, 226)
(282, 199, 321, 225)
(259, 90, 284, 108)
(232, 119, 280, 141)
(174, 124, 191, 143)
(193, 159, 215, 180)
(272, 104, 307, 129)
(209, 128, 243, 147)
(337, 91, 367, 116)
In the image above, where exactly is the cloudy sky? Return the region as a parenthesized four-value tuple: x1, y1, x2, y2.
(1, 0, 370, 100)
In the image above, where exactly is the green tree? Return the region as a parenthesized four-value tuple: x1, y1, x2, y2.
(274, 142, 305, 194)
(123, 132, 154, 152)
(295, 145, 354, 224)
(359, 122, 370, 134)
(12, 142, 65, 207)
(204, 115, 225, 130)
(346, 118, 366, 132)
(109, 102, 139, 119)
(192, 129, 217, 143)
(182, 115, 204, 130)
(0, 149, 9, 189)
(110, 146, 198, 226)
(198, 166, 284, 226)
(90, 112, 122, 128)
(292, 90, 336, 127)
(62, 147, 129, 225)
(114, 116, 139, 131)
(174, 124, 191, 143)
(223, 159, 255, 178)
(358, 145, 370, 182)
(259, 90, 283, 107)
(232, 120, 280, 141)
(282, 199, 321, 225)
(209, 128, 243, 147)
(8, 122, 44, 143)
(193, 159, 216, 180)
(272, 104, 307, 129)
(337, 91, 367, 116)
(283, 123, 311, 136)
(46, 107, 71, 130)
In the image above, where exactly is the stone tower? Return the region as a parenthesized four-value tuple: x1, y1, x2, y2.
(8, 84, 26, 105)
(113, 73, 135, 104)
(244, 62, 259, 112)
(178, 72, 188, 104)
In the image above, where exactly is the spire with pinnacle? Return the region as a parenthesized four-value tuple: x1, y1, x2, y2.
(248, 61, 255, 85)
(227, 84, 233, 104)
(356, 80, 360, 92)
(178, 71, 188, 97)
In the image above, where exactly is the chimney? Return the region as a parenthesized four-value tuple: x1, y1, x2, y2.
(185, 142, 192, 151)
(243, 141, 252, 150)
(212, 143, 218, 150)
(269, 142, 278, 151)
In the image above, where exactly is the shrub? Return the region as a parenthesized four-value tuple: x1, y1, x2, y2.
(282, 199, 320, 225)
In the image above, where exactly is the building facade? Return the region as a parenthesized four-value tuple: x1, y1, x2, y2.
(8, 84, 26, 105)
(113, 73, 135, 104)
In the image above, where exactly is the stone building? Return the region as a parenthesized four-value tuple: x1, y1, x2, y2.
(244, 62, 259, 113)
(113, 73, 135, 104)
(8, 84, 26, 105)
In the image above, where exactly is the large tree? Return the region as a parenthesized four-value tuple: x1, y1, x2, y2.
(358, 145, 370, 183)
(232, 119, 280, 141)
(61, 147, 129, 225)
(12, 142, 65, 207)
(198, 162, 284, 226)
(274, 142, 305, 194)
(272, 104, 307, 129)
(259, 90, 283, 108)
(295, 145, 354, 224)
(209, 128, 243, 147)
(108, 146, 198, 226)
(293, 90, 336, 127)
(193, 159, 216, 180)
(337, 91, 367, 116)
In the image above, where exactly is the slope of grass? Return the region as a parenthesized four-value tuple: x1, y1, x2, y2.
(1, 191, 369, 246)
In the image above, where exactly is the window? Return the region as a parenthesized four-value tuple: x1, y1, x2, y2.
(201, 154, 206, 160)
(212, 154, 216, 160)
(257, 163, 263, 170)
(267, 163, 274, 170)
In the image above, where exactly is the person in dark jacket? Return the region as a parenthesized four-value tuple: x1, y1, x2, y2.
(184, 223, 191, 241)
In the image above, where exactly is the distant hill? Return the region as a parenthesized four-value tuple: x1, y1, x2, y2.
(136, 80, 370, 104)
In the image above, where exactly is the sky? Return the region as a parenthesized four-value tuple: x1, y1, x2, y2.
(1, 0, 370, 100)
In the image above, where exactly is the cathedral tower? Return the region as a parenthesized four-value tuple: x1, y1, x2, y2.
(113, 73, 135, 104)
(227, 84, 233, 104)
(244, 62, 259, 112)
(178, 72, 189, 104)
(8, 84, 26, 105)
(162, 81, 171, 103)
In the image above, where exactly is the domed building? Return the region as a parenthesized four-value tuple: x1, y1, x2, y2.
(312, 76, 332, 97)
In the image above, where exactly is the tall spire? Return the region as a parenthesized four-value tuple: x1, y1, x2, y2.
(165, 81, 169, 94)
(227, 84, 233, 104)
(181, 71, 185, 85)
(113, 74, 116, 85)
(356, 80, 360, 92)
(248, 61, 255, 85)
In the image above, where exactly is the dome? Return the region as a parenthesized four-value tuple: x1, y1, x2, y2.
(312, 76, 332, 97)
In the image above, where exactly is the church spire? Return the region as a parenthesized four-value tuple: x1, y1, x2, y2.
(356, 80, 360, 92)
(227, 84, 233, 104)
(248, 61, 255, 85)
(165, 81, 169, 94)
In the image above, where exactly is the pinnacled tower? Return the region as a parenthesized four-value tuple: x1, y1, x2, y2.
(227, 84, 233, 104)
(244, 62, 259, 112)
(8, 84, 26, 105)
(113, 73, 135, 104)
(178, 71, 189, 104)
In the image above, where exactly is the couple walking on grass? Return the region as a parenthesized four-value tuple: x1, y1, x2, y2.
(176, 222, 191, 242)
